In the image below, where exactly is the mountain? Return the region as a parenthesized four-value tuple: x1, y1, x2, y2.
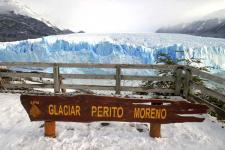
(0, 12, 74, 42)
(0, 0, 74, 42)
(156, 9, 225, 39)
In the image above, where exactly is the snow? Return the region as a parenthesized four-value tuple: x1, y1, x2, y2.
(0, 0, 56, 27)
(0, 0, 40, 18)
(0, 0, 26, 14)
(0, 93, 224, 150)
(1, 33, 225, 74)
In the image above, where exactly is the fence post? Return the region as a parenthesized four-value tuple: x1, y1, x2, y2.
(44, 121, 56, 138)
(183, 68, 192, 98)
(44, 64, 60, 138)
(175, 67, 183, 96)
(53, 65, 60, 93)
(150, 102, 162, 138)
(115, 65, 121, 95)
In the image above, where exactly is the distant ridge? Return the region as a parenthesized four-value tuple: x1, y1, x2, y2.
(156, 9, 225, 39)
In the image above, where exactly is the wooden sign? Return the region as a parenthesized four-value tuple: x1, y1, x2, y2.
(20, 94, 208, 124)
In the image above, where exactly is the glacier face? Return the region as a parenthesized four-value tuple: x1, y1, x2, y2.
(0, 33, 225, 73)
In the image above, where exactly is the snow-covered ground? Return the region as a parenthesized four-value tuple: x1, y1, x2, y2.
(0, 93, 224, 150)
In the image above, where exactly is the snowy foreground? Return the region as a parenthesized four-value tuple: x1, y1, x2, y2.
(0, 93, 224, 150)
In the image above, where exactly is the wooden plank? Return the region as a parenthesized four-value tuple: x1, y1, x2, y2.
(20, 94, 208, 124)
(0, 72, 53, 78)
(60, 74, 175, 81)
(121, 86, 175, 93)
(61, 74, 115, 80)
(0, 62, 54, 67)
(58, 63, 181, 69)
(192, 84, 225, 103)
(121, 75, 175, 81)
(189, 94, 225, 119)
(0, 62, 182, 70)
(25, 78, 53, 84)
(191, 67, 225, 85)
(57, 63, 117, 68)
(62, 84, 115, 91)
(0, 89, 52, 95)
(2, 84, 53, 89)
(115, 65, 121, 94)
(120, 64, 181, 70)
(53, 65, 60, 93)
(175, 68, 183, 96)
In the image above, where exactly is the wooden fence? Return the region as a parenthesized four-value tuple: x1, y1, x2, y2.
(189, 67, 225, 118)
(0, 62, 225, 118)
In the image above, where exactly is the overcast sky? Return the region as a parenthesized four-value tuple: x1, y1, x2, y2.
(19, 0, 225, 33)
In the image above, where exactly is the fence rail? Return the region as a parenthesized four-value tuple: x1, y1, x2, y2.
(0, 62, 225, 118)
(186, 66, 225, 118)
(0, 62, 180, 69)
(0, 62, 179, 95)
(190, 67, 225, 85)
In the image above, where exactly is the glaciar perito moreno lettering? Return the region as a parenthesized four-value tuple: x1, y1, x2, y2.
(0, 33, 225, 73)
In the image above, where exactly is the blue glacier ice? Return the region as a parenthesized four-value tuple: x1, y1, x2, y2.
(0, 33, 225, 74)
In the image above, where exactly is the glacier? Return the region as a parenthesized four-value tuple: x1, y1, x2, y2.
(0, 33, 225, 74)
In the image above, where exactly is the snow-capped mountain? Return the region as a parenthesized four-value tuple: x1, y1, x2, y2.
(0, 0, 73, 42)
(156, 9, 225, 39)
